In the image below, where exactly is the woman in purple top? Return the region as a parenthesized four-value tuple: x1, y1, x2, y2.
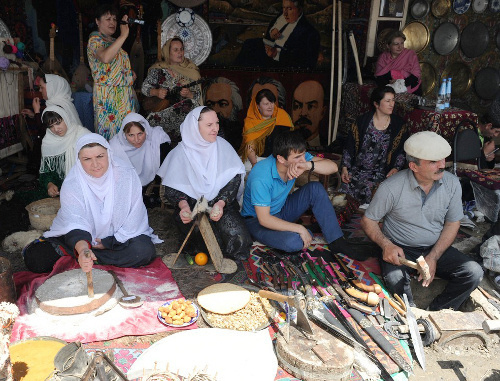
(340, 86, 408, 205)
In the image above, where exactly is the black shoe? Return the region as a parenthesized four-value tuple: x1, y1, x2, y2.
(328, 236, 381, 261)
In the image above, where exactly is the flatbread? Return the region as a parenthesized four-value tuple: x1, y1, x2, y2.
(197, 283, 251, 314)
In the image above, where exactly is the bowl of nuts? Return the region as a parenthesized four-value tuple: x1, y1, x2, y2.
(157, 298, 199, 327)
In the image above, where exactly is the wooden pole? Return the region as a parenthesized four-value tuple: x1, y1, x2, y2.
(349, 31, 363, 85)
(332, 1, 342, 142)
(328, 0, 336, 145)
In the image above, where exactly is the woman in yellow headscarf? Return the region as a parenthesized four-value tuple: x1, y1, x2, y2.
(141, 37, 202, 145)
(239, 88, 294, 168)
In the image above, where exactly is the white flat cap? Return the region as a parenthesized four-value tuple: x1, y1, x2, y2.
(404, 131, 451, 160)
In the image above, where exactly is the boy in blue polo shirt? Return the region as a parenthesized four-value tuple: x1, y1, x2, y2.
(242, 130, 375, 259)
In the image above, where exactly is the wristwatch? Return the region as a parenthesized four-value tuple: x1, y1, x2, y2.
(309, 161, 315, 172)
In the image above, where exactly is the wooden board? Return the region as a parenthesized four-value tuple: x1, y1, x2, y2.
(35, 269, 116, 315)
(275, 321, 354, 381)
(429, 311, 488, 332)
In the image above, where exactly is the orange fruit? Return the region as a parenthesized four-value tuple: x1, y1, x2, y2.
(195, 252, 209, 266)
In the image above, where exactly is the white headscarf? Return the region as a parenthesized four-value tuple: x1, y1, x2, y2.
(109, 113, 170, 186)
(45, 133, 162, 245)
(157, 106, 245, 201)
(40, 105, 91, 179)
(44, 74, 82, 126)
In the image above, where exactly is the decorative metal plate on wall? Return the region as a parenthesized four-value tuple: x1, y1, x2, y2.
(0, 18, 11, 38)
(441, 62, 472, 97)
(432, 0, 452, 18)
(475, 67, 500, 100)
(460, 21, 489, 58)
(411, 0, 431, 19)
(433, 21, 460, 55)
(161, 13, 212, 66)
(402, 21, 430, 53)
(420, 61, 438, 96)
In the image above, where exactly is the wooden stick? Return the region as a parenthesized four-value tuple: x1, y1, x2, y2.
(332, 0, 342, 142)
(157, 20, 162, 62)
(349, 31, 363, 85)
(328, 0, 336, 145)
(83, 250, 94, 298)
(171, 221, 196, 266)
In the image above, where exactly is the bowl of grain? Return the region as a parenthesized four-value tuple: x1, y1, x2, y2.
(25, 198, 61, 230)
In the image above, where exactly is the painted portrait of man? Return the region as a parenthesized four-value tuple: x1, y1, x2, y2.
(203, 77, 243, 149)
(292, 80, 326, 147)
(246, 76, 287, 109)
(234, 0, 320, 69)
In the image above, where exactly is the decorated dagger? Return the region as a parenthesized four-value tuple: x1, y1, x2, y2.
(328, 252, 382, 294)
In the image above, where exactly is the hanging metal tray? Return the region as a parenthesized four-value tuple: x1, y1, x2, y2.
(433, 21, 460, 55)
(460, 21, 489, 58)
(441, 62, 472, 97)
(411, 0, 431, 19)
(474, 67, 500, 100)
(402, 21, 430, 53)
(432, 0, 452, 17)
(420, 61, 438, 97)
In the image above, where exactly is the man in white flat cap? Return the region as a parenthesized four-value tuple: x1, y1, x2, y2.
(361, 131, 483, 310)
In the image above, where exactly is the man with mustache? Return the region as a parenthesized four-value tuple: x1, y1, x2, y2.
(361, 131, 483, 311)
(292, 80, 326, 147)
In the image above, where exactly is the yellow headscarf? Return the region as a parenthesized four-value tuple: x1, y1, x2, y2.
(239, 96, 294, 162)
(149, 38, 201, 81)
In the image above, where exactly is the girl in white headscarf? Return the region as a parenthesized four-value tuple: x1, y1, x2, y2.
(39, 105, 91, 198)
(23, 133, 162, 273)
(157, 106, 252, 260)
(110, 113, 171, 186)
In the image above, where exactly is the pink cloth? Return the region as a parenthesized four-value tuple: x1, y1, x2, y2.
(11, 257, 196, 343)
(375, 48, 421, 94)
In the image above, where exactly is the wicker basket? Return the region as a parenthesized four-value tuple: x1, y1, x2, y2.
(25, 198, 61, 230)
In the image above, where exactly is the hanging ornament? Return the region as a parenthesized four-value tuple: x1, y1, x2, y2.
(0, 57, 9, 71)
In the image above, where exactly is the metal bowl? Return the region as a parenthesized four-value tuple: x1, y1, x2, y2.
(411, 0, 431, 18)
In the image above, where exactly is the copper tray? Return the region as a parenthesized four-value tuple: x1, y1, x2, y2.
(432, 0, 452, 17)
(460, 21, 489, 58)
(441, 62, 472, 97)
(403, 21, 430, 53)
(474, 67, 500, 100)
(420, 61, 438, 96)
(433, 21, 460, 55)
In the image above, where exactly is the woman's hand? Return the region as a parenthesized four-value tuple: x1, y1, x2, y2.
(154, 88, 168, 99)
(75, 240, 97, 273)
(92, 238, 105, 250)
(386, 168, 398, 177)
(179, 200, 192, 224)
(119, 15, 130, 39)
(341, 167, 351, 183)
(132, 70, 137, 83)
(210, 200, 225, 222)
(47, 182, 60, 197)
(180, 88, 193, 99)
(246, 144, 257, 166)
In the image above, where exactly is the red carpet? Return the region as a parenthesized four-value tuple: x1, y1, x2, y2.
(12, 256, 194, 343)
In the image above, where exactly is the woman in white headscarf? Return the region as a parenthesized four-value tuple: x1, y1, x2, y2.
(157, 106, 252, 260)
(21, 74, 82, 126)
(23, 133, 162, 273)
(109, 113, 171, 206)
(39, 105, 91, 198)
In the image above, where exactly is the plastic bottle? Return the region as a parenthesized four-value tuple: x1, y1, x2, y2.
(435, 78, 446, 113)
(444, 77, 452, 109)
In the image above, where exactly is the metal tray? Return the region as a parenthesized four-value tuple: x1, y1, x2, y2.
(198, 284, 278, 332)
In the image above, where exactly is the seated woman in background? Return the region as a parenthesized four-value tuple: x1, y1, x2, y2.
(375, 30, 421, 95)
(341, 86, 408, 206)
(158, 106, 252, 261)
(239, 89, 293, 170)
(39, 105, 91, 199)
(23, 133, 162, 273)
(110, 113, 171, 207)
(22, 74, 83, 126)
(141, 37, 202, 145)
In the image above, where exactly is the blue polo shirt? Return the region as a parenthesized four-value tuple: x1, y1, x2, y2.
(241, 153, 313, 217)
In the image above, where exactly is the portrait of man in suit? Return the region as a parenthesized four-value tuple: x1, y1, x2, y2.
(292, 80, 327, 147)
(234, 0, 320, 69)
